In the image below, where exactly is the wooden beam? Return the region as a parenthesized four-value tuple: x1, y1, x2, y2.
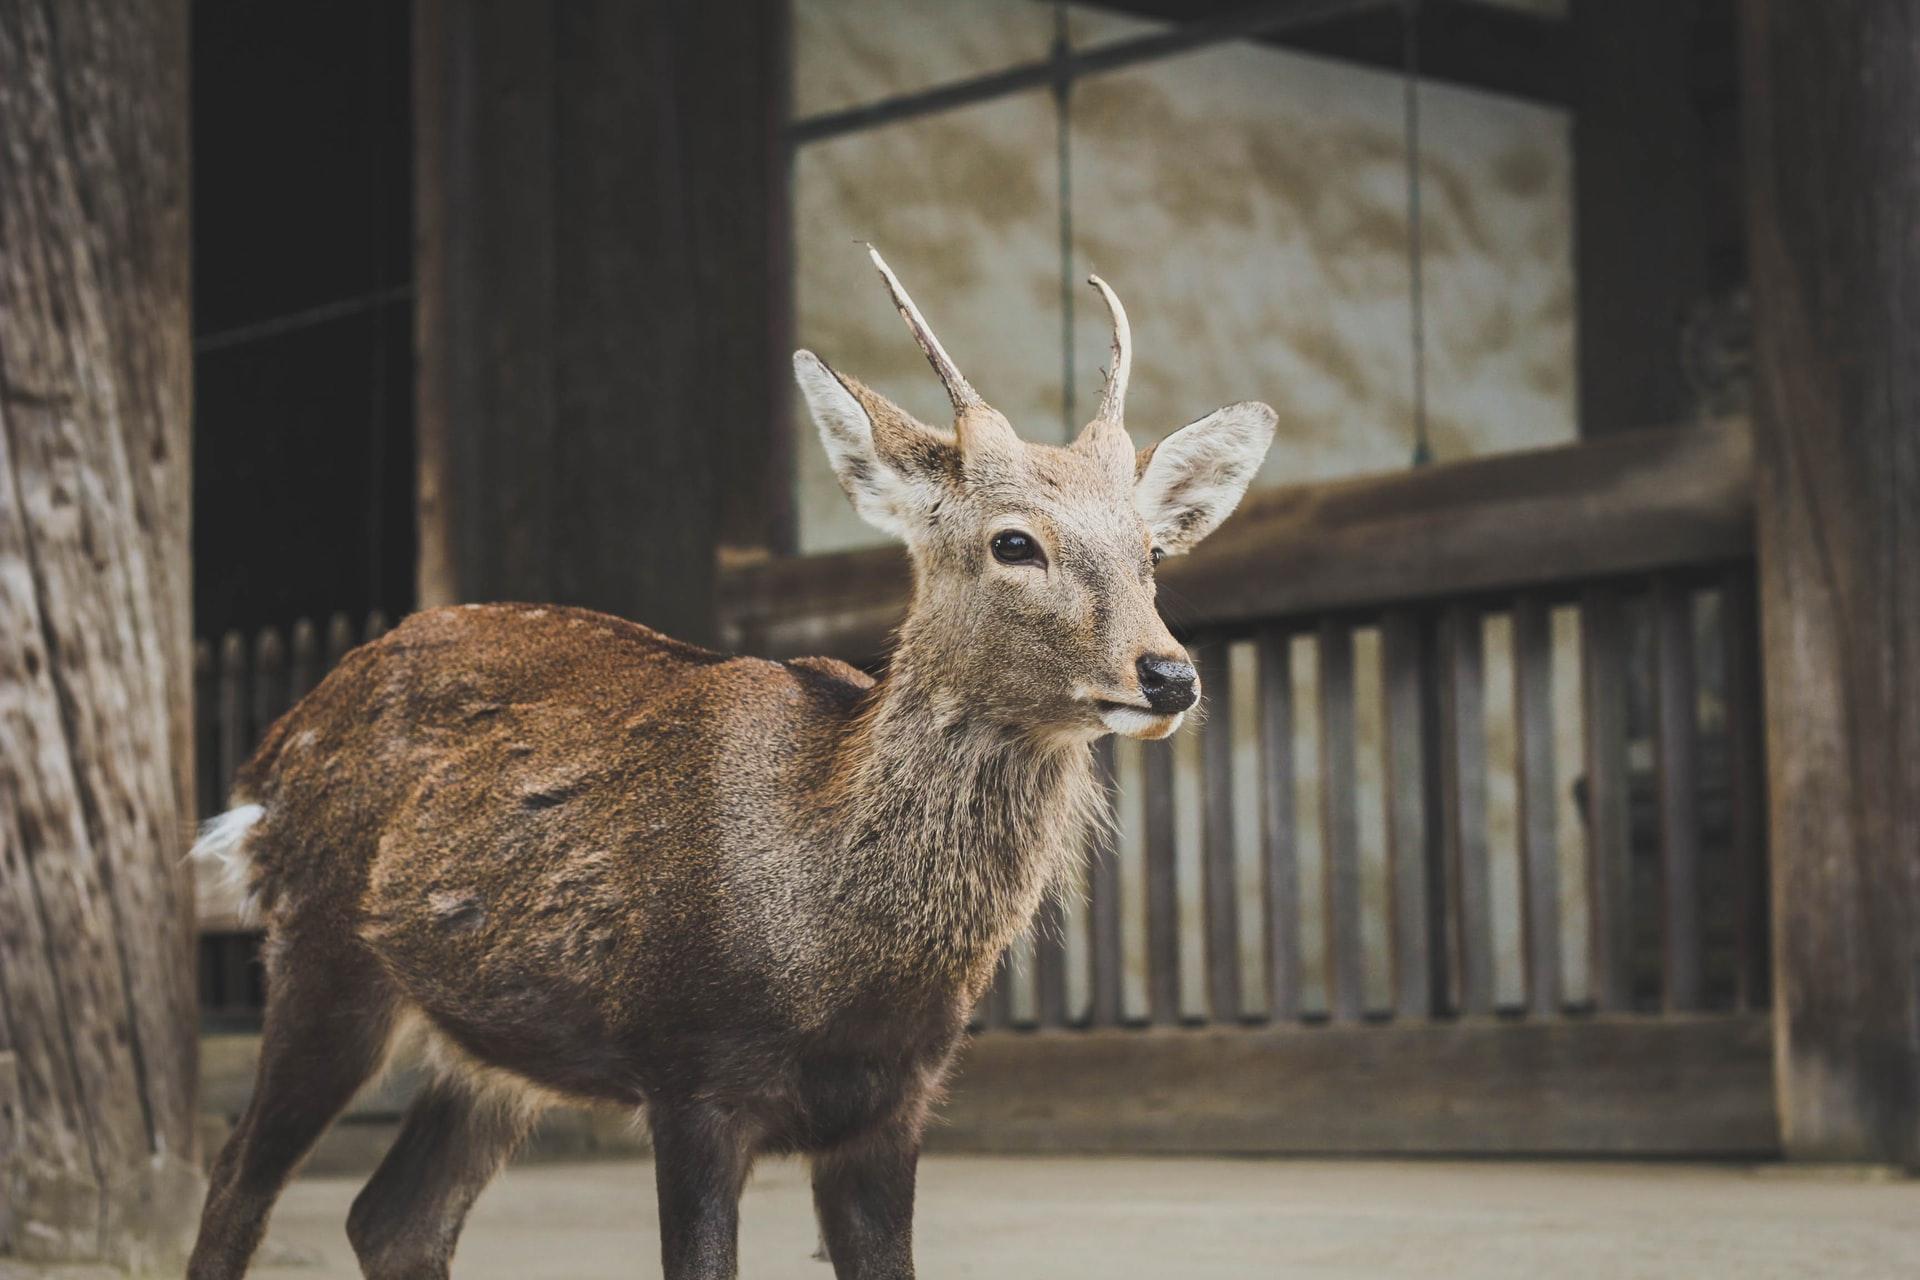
(936, 1016, 1777, 1155)
(201, 1016, 1777, 1164)
(1077, 0, 1573, 109)
(1741, 0, 1920, 1166)
(1571, 0, 1717, 435)
(721, 419, 1755, 663)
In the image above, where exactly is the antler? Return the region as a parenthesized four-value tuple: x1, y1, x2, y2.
(1088, 273, 1131, 426)
(867, 244, 983, 414)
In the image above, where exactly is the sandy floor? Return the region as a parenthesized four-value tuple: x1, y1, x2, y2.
(238, 1155, 1920, 1279)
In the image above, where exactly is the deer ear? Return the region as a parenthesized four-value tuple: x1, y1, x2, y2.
(794, 350, 954, 539)
(1135, 402, 1276, 556)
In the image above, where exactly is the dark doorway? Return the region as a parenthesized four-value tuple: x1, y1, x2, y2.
(190, 0, 414, 638)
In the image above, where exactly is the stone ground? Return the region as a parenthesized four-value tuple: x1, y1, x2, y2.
(234, 1155, 1920, 1279)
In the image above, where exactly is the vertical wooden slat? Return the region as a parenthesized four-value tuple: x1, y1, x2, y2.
(1721, 569, 1769, 1009)
(216, 632, 246, 802)
(251, 628, 288, 745)
(1032, 895, 1068, 1030)
(1380, 609, 1431, 1020)
(979, 951, 1012, 1031)
(1513, 596, 1564, 1017)
(1087, 737, 1124, 1026)
(325, 612, 356, 668)
(1142, 738, 1180, 1025)
(1440, 605, 1493, 1016)
(193, 640, 216, 821)
(1581, 587, 1634, 1011)
(1257, 627, 1299, 1022)
(288, 617, 320, 699)
(1651, 575, 1704, 1011)
(1197, 641, 1242, 1022)
(1317, 621, 1363, 1022)
(365, 609, 392, 642)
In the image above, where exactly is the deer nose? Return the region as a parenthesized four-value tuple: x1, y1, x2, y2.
(1136, 655, 1198, 714)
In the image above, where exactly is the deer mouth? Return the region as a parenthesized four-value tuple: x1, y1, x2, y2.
(1095, 701, 1184, 740)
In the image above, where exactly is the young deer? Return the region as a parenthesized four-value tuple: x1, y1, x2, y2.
(186, 249, 1274, 1280)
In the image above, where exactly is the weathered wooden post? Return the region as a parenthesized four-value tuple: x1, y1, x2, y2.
(0, 0, 203, 1265)
(1741, 0, 1920, 1165)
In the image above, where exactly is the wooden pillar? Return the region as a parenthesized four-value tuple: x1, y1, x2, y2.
(0, 0, 203, 1264)
(1741, 0, 1920, 1165)
(1570, 0, 1714, 434)
(414, 0, 790, 646)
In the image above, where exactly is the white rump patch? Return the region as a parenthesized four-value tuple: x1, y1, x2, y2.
(189, 803, 266, 924)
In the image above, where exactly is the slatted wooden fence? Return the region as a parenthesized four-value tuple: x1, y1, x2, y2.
(717, 420, 1780, 1154)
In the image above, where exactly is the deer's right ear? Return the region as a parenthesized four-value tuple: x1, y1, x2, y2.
(794, 350, 953, 540)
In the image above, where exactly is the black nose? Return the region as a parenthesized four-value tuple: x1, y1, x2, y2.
(1136, 655, 1198, 714)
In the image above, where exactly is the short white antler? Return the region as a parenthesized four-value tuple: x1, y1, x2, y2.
(1088, 273, 1131, 426)
(867, 243, 983, 414)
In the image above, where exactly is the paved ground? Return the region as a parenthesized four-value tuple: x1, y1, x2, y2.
(240, 1155, 1920, 1279)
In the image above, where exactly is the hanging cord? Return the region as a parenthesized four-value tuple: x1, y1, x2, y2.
(1053, 1, 1076, 436)
(1403, 0, 1431, 467)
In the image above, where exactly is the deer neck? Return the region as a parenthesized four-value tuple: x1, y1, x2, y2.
(819, 638, 1100, 982)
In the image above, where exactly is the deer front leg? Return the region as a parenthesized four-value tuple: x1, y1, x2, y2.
(811, 1119, 919, 1280)
(650, 1104, 755, 1280)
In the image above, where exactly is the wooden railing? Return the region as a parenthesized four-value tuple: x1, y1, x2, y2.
(718, 420, 1776, 1154)
(194, 421, 1779, 1153)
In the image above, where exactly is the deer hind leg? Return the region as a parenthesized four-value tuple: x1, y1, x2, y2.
(345, 1073, 540, 1280)
(188, 933, 401, 1280)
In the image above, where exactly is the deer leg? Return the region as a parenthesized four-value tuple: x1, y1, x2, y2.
(188, 938, 399, 1280)
(345, 1077, 539, 1279)
(649, 1104, 757, 1280)
(811, 1119, 919, 1280)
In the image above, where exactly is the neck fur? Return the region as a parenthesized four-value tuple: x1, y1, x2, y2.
(819, 636, 1103, 988)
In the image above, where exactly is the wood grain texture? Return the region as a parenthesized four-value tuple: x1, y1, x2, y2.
(1257, 628, 1300, 1021)
(1513, 597, 1563, 1016)
(0, 0, 202, 1262)
(1196, 641, 1242, 1022)
(1742, 0, 1920, 1165)
(1650, 576, 1704, 1011)
(719, 420, 1755, 663)
(1438, 606, 1492, 1016)
(1086, 738, 1124, 1027)
(1316, 623, 1363, 1022)
(1719, 570, 1769, 1010)
(936, 1017, 1778, 1156)
(1380, 610, 1433, 1020)
(1581, 587, 1635, 1011)
(1142, 741, 1180, 1026)
(197, 1016, 1779, 1164)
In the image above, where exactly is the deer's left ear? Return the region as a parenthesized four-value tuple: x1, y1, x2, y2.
(1135, 402, 1276, 556)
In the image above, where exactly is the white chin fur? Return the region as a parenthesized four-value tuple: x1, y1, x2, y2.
(1100, 706, 1184, 740)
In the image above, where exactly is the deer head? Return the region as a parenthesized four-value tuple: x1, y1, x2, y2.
(793, 248, 1275, 742)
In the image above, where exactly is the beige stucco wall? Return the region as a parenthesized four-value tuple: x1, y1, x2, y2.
(793, 0, 1574, 553)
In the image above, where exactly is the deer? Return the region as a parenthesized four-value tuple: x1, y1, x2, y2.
(185, 248, 1275, 1280)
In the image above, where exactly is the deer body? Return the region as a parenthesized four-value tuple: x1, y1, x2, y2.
(247, 601, 1087, 1117)
(188, 252, 1273, 1280)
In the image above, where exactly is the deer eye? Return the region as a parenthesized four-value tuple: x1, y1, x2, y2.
(1150, 546, 1166, 567)
(991, 530, 1042, 566)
